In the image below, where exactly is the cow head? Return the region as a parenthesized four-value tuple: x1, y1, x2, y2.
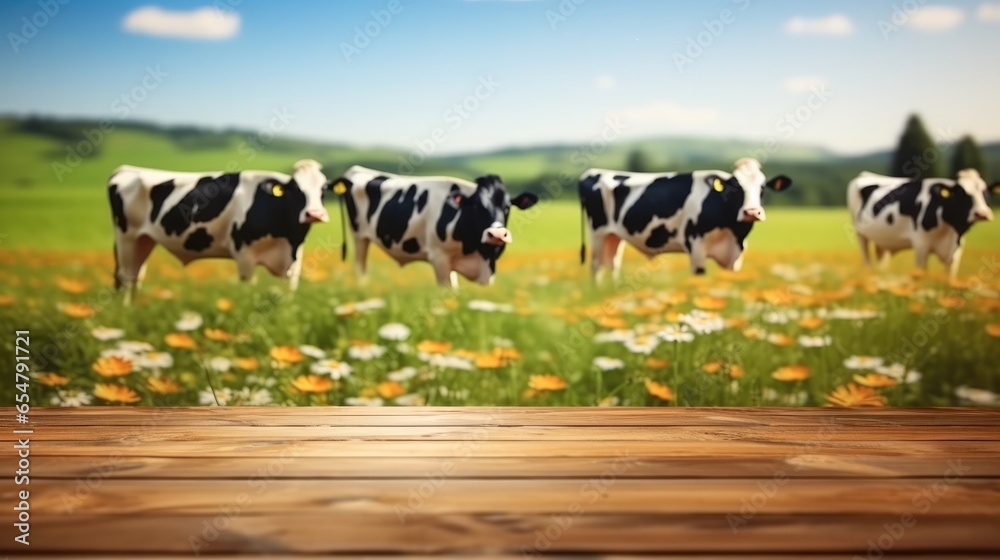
(942, 169, 996, 224)
(447, 175, 538, 264)
(722, 158, 793, 223)
(291, 159, 330, 224)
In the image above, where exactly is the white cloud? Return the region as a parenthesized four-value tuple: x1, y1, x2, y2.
(784, 76, 827, 93)
(123, 6, 240, 40)
(616, 102, 720, 127)
(907, 5, 965, 31)
(784, 14, 854, 35)
(595, 75, 617, 90)
(976, 3, 1000, 21)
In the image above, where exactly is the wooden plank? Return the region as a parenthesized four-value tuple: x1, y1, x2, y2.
(22, 439, 1000, 458)
(6, 513, 998, 554)
(20, 454, 999, 479)
(19, 479, 1000, 516)
(9, 424, 1000, 443)
(14, 406, 1000, 427)
(20, 557, 998, 560)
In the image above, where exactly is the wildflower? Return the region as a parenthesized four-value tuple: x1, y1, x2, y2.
(199, 387, 233, 406)
(345, 396, 384, 406)
(50, 390, 92, 407)
(216, 298, 234, 312)
(772, 365, 809, 382)
(348, 341, 387, 361)
(876, 363, 922, 384)
(164, 333, 198, 350)
(310, 359, 353, 379)
(468, 299, 514, 313)
(93, 384, 141, 404)
(766, 333, 795, 347)
(174, 311, 203, 332)
(954, 386, 998, 406)
(853, 373, 898, 388)
(798, 335, 832, 348)
(147, 377, 182, 395)
(624, 335, 659, 355)
(204, 328, 234, 342)
(826, 384, 886, 407)
(529, 374, 567, 391)
(0, 295, 13, 306)
(692, 296, 726, 310)
(388, 367, 419, 382)
(378, 323, 412, 341)
(797, 317, 825, 329)
(645, 357, 669, 369)
(593, 357, 624, 371)
(92, 356, 134, 377)
(593, 330, 634, 343)
(843, 356, 884, 370)
(118, 340, 154, 353)
(208, 357, 232, 373)
(474, 353, 508, 369)
(656, 325, 695, 343)
(986, 324, 1000, 338)
(417, 340, 451, 355)
(376, 381, 406, 399)
(645, 379, 675, 401)
(56, 277, 89, 294)
(395, 393, 426, 406)
(598, 396, 620, 407)
(296, 345, 325, 360)
(291, 374, 334, 394)
(35, 372, 69, 387)
(135, 351, 173, 370)
(234, 357, 259, 371)
(91, 327, 124, 341)
(269, 346, 305, 365)
(59, 303, 95, 319)
(680, 310, 726, 334)
(426, 354, 474, 371)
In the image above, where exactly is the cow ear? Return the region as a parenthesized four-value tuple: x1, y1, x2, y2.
(446, 192, 465, 209)
(766, 175, 792, 191)
(990, 182, 1000, 195)
(260, 179, 285, 198)
(931, 183, 953, 199)
(511, 192, 539, 210)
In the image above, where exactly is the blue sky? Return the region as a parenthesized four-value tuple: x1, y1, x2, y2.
(2, 0, 999, 155)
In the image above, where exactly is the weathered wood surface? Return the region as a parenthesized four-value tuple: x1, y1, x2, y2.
(2, 407, 999, 558)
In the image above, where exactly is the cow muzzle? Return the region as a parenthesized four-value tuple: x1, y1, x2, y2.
(483, 226, 512, 246)
(740, 207, 766, 223)
(302, 209, 330, 224)
(973, 209, 994, 222)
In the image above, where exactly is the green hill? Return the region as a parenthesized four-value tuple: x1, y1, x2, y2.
(2, 115, 997, 206)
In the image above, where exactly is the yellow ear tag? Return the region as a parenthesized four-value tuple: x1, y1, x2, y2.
(939, 188, 951, 199)
(332, 181, 347, 195)
(713, 178, 724, 192)
(272, 185, 284, 197)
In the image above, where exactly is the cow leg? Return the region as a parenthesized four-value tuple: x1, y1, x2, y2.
(116, 234, 155, 304)
(857, 233, 872, 267)
(589, 231, 606, 281)
(286, 246, 304, 292)
(874, 246, 891, 271)
(235, 252, 257, 284)
(945, 245, 964, 281)
(606, 234, 626, 281)
(430, 254, 456, 288)
(354, 236, 370, 285)
(688, 239, 707, 275)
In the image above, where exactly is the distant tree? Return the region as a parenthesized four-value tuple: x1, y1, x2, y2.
(950, 135, 986, 179)
(890, 114, 943, 179)
(626, 149, 651, 172)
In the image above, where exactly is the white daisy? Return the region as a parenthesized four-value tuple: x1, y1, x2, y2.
(623, 336, 659, 355)
(593, 356, 625, 371)
(876, 363, 923, 384)
(101, 347, 140, 361)
(345, 396, 384, 406)
(378, 323, 412, 341)
(395, 393, 426, 406)
(492, 336, 514, 347)
(598, 396, 620, 407)
(427, 354, 474, 371)
(843, 355, 884, 370)
(135, 351, 174, 370)
(90, 327, 124, 341)
(208, 356, 232, 373)
(798, 335, 833, 348)
(680, 311, 726, 334)
(388, 367, 419, 382)
(829, 308, 883, 320)
(310, 359, 354, 379)
(298, 345, 327, 359)
(348, 343, 387, 361)
(655, 325, 695, 343)
(51, 390, 93, 407)
(437, 386, 470, 400)
(233, 387, 273, 406)
(199, 387, 233, 406)
(468, 299, 513, 313)
(356, 298, 386, 312)
(593, 329, 634, 343)
(117, 340, 154, 353)
(174, 311, 203, 332)
(246, 375, 278, 388)
(954, 386, 998, 406)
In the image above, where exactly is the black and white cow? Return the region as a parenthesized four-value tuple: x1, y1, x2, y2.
(332, 165, 538, 287)
(108, 159, 329, 298)
(848, 169, 998, 278)
(579, 158, 792, 278)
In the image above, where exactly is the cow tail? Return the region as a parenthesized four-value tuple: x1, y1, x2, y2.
(338, 194, 348, 262)
(579, 201, 587, 265)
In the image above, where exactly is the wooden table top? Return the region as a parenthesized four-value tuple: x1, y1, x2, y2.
(2, 406, 999, 558)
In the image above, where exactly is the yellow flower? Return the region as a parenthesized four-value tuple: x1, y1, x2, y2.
(986, 323, 1000, 338)
(269, 346, 305, 365)
(376, 381, 406, 399)
(164, 333, 198, 350)
(417, 340, 451, 354)
(291, 374, 333, 393)
(772, 365, 810, 382)
(767, 333, 795, 347)
(853, 373, 898, 388)
(492, 347, 522, 361)
(216, 298, 234, 312)
(234, 357, 259, 371)
(693, 296, 726, 310)
(529, 374, 567, 391)
(725, 317, 749, 329)
(59, 302, 95, 318)
(93, 384, 141, 403)
(147, 377, 182, 395)
(797, 317, 825, 329)
(36, 373, 69, 386)
(56, 277, 90, 294)
(645, 357, 669, 369)
(204, 328, 233, 342)
(0, 294, 13, 307)
(92, 356, 134, 377)
(596, 315, 629, 329)
(701, 361, 723, 374)
(474, 353, 508, 369)
(826, 383, 886, 407)
(728, 365, 746, 379)
(645, 379, 675, 401)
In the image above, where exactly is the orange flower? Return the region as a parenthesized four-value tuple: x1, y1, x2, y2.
(216, 298, 234, 312)
(59, 303, 95, 319)
(938, 295, 965, 309)
(826, 383, 886, 407)
(797, 317, 824, 329)
(204, 328, 233, 342)
(725, 317, 749, 329)
(728, 365, 746, 379)
(772, 365, 810, 382)
(269, 346, 305, 365)
(417, 340, 451, 354)
(56, 277, 89, 294)
(767, 333, 795, 347)
(529, 374, 567, 391)
(645, 379, 675, 401)
(853, 373, 898, 388)
(234, 357, 259, 371)
(474, 353, 508, 369)
(0, 294, 13, 307)
(742, 327, 767, 340)
(693, 296, 726, 310)
(492, 347, 522, 361)
(442, 297, 460, 310)
(36, 373, 69, 386)
(986, 324, 1000, 338)
(596, 316, 629, 329)
(908, 302, 925, 314)
(645, 357, 669, 369)
(701, 361, 723, 374)
(147, 377, 182, 395)
(92, 356, 134, 377)
(291, 374, 333, 393)
(93, 384, 141, 403)
(376, 381, 405, 399)
(165, 333, 198, 350)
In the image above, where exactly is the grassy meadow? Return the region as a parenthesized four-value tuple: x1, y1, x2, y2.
(2, 188, 1000, 407)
